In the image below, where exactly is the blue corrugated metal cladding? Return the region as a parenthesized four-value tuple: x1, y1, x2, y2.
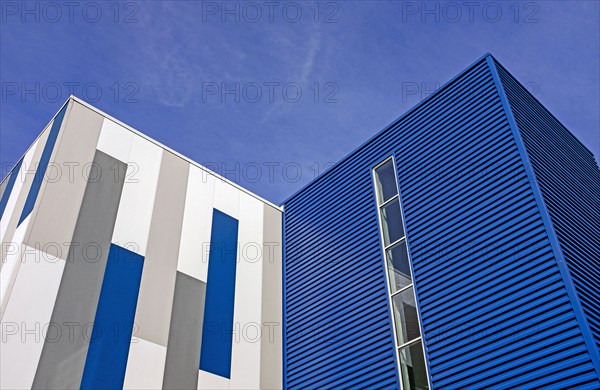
(282, 54, 600, 389)
(495, 58, 600, 372)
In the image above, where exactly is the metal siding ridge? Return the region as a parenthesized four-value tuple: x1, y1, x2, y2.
(284, 54, 598, 388)
(486, 55, 600, 378)
(499, 62, 600, 359)
(281, 54, 494, 206)
(282, 197, 288, 390)
(283, 74, 494, 220)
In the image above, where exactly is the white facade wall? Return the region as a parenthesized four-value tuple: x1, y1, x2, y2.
(0, 97, 283, 390)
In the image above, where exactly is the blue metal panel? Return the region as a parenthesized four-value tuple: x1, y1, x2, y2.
(282, 204, 289, 390)
(200, 208, 239, 379)
(18, 104, 67, 226)
(495, 58, 600, 370)
(0, 159, 23, 219)
(80, 244, 145, 390)
(283, 55, 600, 388)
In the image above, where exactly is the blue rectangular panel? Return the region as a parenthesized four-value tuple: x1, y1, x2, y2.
(32, 151, 127, 390)
(80, 244, 144, 390)
(18, 105, 67, 225)
(200, 209, 239, 379)
(0, 159, 23, 220)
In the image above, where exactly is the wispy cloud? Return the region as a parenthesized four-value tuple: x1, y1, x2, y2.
(299, 24, 322, 84)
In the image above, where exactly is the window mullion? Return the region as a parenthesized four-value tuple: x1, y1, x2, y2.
(373, 156, 430, 390)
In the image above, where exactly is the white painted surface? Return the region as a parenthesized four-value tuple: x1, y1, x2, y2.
(97, 119, 134, 163)
(0, 214, 40, 317)
(213, 178, 240, 219)
(123, 337, 167, 389)
(0, 138, 39, 244)
(0, 99, 286, 390)
(70, 96, 281, 212)
(177, 166, 216, 282)
(111, 136, 163, 256)
(198, 370, 230, 390)
(0, 246, 65, 390)
(230, 193, 264, 389)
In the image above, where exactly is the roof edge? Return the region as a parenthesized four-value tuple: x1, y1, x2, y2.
(280, 52, 494, 205)
(69, 96, 282, 211)
(0, 97, 71, 185)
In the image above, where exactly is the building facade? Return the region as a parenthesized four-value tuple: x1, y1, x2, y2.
(282, 54, 600, 389)
(0, 98, 283, 390)
(1, 54, 599, 389)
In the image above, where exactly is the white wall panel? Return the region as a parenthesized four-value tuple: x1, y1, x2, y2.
(213, 178, 240, 219)
(1, 97, 286, 390)
(230, 193, 264, 389)
(0, 212, 53, 318)
(198, 370, 230, 390)
(0, 246, 65, 389)
(111, 136, 163, 256)
(0, 137, 40, 245)
(97, 118, 134, 163)
(177, 166, 215, 282)
(1, 215, 31, 315)
(123, 337, 167, 389)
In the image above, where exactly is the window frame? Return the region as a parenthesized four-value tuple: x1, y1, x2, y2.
(372, 156, 431, 390)
(398, 339, 430, 390)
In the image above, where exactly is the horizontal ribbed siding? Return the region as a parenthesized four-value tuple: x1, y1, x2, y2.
(284, 56, 599, 389)
(497, 60, 600, 359)
(283, 128, 399, 388)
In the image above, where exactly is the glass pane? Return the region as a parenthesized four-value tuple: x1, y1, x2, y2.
(391, 287, 421, 345)
(374, 159, 398, 204)
(386, 242, 412, 293)
(381, 200, 404, 246)
(399, 341, 429, 390)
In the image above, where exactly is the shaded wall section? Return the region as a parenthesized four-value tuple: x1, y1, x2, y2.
(496, 59, 600, 360)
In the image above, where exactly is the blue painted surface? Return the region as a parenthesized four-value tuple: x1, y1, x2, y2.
(80, 244, 145, 390)
(18, 104, 67, 226)
(283, 55, 600, 388)
(0, 159, 23, 220)
(494, 58, 600, 375)
(200, 209, 239, 379)
(282, 205, 288, 390)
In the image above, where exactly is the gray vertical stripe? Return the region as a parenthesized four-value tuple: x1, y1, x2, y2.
(163, 271, 206, 390)
(261, 205, 283, 390)
(133, 152, 189, 346)
(26, 101, 104, 261)
(32, 150, 127, 390)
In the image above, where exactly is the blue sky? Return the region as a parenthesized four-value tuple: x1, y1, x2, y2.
(1, 0, 599, 204)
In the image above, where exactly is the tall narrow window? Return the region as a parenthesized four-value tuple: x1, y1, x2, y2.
(373, 157, 429, 390)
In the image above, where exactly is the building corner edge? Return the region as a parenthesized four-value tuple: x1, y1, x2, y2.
(485, 55, 600, 378)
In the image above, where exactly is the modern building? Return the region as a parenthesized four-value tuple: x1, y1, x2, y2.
(0, 98, 283, 390)
(1, 53, 599, 390)
(282, 54, 600, 389)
